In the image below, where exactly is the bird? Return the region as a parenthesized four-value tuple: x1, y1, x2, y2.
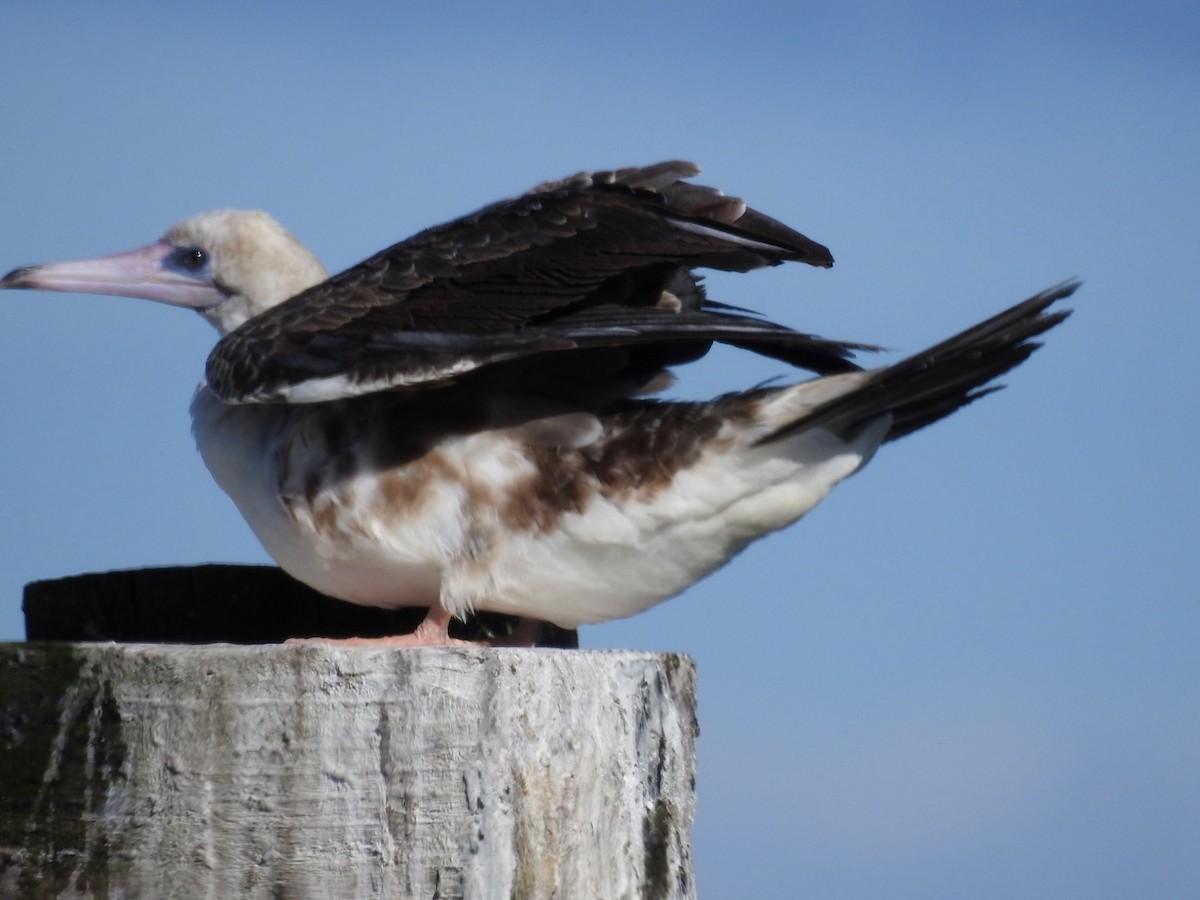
(1, 161, 1074, 647)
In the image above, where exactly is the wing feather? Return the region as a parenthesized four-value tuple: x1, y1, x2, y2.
(207, 161, 843, 404)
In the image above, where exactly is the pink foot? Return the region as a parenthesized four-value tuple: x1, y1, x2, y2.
(286, 605, 544, 648)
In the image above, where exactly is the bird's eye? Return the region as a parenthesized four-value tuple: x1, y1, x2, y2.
(174, 246, 209, 273)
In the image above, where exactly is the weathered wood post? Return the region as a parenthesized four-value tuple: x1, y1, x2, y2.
(1, 570, 698, 899)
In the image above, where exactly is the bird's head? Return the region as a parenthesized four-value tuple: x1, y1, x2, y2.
(1, 210, 327, 336)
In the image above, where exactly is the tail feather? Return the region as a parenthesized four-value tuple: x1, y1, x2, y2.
(765, 281, 1078, 444)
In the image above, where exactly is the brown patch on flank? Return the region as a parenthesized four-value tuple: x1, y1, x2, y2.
(375, 448, 458, 514)
(309, 493, 345, 539)
(273, 375, 776, 548)
(498, 392, 766, 534)
(499, 446, 594, 533)
(588, 394, 761, 497)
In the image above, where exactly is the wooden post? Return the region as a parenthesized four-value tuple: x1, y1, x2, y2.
(2, 570, 697, 898)
(1, 644, 697, 899)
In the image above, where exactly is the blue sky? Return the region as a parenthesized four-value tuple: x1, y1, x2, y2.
(1, 2, 1197, 896)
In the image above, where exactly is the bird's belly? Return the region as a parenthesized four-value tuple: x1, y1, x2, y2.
(245, 492, 445, 609)
(190, 385, 882, 628)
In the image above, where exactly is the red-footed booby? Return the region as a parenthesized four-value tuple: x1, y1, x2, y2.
(1, 161, 1074, 647)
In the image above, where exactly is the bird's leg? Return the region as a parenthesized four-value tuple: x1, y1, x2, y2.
(286, 601, 545, 648)
(286, 601, 465, 648)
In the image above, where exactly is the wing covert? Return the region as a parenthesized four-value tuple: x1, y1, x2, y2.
(206, 161, 840, 404)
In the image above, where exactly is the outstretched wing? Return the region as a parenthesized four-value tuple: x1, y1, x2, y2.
(207, 161, 865, 404)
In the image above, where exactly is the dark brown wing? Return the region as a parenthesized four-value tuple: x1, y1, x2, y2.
(207, 161, 855, 404)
